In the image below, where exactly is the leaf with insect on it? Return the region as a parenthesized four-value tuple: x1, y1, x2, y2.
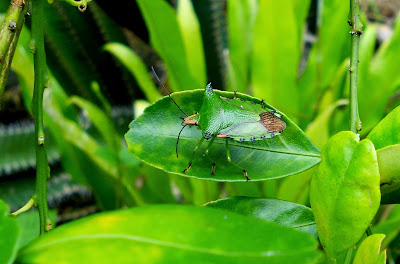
(125, 90, 320, 181)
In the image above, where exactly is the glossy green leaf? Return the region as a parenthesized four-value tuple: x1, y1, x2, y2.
(353, 234, 386, 264)
(251, 0, 299, 122)
(125, 90, 320, 181)
(177, 0, 206, 86)
(18, 205, 321, 263)
(367, 105, 400, 203)
(136, 0, 200, 91)
(310, 131, 380, 260)
(103, 43, 161, 104)
(205, 197, 317, 237)
(0, 200, 20, 264)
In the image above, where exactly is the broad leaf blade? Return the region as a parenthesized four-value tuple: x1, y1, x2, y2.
(205, 197, 317, 237)
(125, 90, 320, 181)
(18, 205, 321, 264)
(310, 131, 380, 260)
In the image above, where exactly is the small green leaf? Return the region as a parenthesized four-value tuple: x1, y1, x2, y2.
(352, 234, 386, 264)
(0, 200, 20, 264)
(367, 105, 400, 150)
(367, 105, 400, 203)
(17, 205, 321, 263)
(310, 131, 380, 260)
(205, 197, 317, 237)
(125, 90, 320, 181)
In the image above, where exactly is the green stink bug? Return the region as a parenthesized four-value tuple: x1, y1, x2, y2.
(152, 67, 286, 180)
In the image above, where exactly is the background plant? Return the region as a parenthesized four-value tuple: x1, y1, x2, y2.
(0, 0, 400, 263)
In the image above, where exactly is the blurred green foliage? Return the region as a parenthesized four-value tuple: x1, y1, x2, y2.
(1, 0, 400, 263)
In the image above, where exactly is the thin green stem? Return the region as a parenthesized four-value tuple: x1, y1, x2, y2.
(10, 198, 35, 216)
(0, 0, 29, 109)
(343, 247, 354, 264)
(50, 0, 91, 12)
(31, 0, 51, 234)
(349, 0, 363, 133)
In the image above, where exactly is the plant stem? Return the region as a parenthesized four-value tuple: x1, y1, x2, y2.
(10, 198, 35, 216)
(348, 0, 363, 133)
(0, 0, 29, 109)
(31, 0, 51, 234)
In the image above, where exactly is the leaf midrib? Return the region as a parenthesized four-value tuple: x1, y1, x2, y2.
(156, 134, 321, 158)
(22, 234, 314, 258)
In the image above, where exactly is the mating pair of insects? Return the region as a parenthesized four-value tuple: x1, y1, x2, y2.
(152, 68, 286, 181)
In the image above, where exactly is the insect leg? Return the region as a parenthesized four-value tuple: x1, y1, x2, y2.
(204, 137, 216, 156)
(225, 138, 250, 181)
(183, 137, 205, 173)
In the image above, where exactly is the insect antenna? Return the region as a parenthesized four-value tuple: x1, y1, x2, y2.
(151, 66, 188, 117)
(176, 124, 187, 158)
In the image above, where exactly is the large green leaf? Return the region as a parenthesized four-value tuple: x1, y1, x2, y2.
(0, 200, 20, 264)
(125, 90, 320, 181)
(205, 197, 317, 237)
(310, 131, 380, 260)
(352, 234, 386, 264)
(17, 205, 321, 263)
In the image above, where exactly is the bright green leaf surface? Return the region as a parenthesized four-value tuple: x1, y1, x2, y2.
(310, 131, 380, 260)
(353, 234, 386, 264)
(0, 200, 20, 264)
(205, 197, 317, 237)
(18, 205, 322, 264)
(125, 90, 320, 181)
(136, 0, 200, 91)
